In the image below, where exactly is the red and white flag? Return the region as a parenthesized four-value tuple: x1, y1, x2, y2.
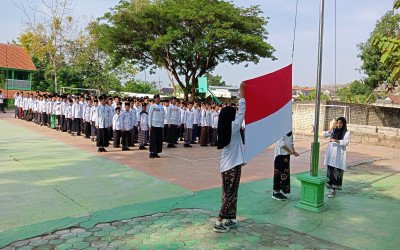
(244, 64, 293, 161)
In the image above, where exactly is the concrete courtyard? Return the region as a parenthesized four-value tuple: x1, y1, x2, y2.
(0, 112, 399, 249)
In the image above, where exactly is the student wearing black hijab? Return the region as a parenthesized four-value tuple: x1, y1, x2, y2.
(213, 83, 246, 233)
(323, 117, 351, 198)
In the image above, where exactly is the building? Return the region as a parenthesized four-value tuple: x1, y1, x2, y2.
(207, 86, 239, 98)
(292, 86, 315, 99)
(0, 43, 36, 91)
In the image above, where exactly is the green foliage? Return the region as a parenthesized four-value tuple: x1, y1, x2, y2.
(94, 0, 275, 100)
(336, 80, 376, 104)
(358, 10, 400, 90)
(122, 80, 159, 94)
(298, 90, 330, 102)
(371, 1, 400, 87)
(204, 73, 227, 86)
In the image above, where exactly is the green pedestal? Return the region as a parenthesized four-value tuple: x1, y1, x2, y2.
(296, 174, 327, 212)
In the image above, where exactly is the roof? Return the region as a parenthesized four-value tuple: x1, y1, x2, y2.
(0, 89, 48, 99)
(387, 93, 400, 105)
(0, 43, 37, 71)
(160, 87, 174, 95)
(292, 86, 315, 91)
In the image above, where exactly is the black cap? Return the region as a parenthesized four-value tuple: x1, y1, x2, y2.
(154, 94, 160, 99)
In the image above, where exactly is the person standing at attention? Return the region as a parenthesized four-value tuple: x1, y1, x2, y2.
(324, 117, 350, 198)
(214, 82, 246, 233)
(148, 94, 165, 159)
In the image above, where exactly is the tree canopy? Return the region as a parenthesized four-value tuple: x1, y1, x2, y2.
(204, 73, 227, 86)
(336, 80, 376, 104)
(93, 0, 275, 100)
(373, 0, 400, 89)
(358, 7, 400, 91)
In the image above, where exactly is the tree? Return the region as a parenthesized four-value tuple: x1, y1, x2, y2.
(123, 80, 159, 94)
(204, 73, 227, 86)
(358, 9, 400, 91)
(336, 80, 376, 104)
(93, 0, 275, 101)
(373, 1, 400, 88)
(298, 90, 330, 102)
(16, 0, 77, 93)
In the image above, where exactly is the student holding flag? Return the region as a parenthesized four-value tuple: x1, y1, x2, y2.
(214, 82, 246, 233)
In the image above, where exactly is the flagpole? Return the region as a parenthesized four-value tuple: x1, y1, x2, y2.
(296, 0, 327, 212)
(311, 0, 325, 176)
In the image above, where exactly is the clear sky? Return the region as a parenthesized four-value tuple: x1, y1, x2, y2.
(0, 0, 395, 87)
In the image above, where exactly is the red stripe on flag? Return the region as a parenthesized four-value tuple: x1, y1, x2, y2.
(244, 64, 292, 125)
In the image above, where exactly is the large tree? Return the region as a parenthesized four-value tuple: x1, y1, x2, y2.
(373, 0, 400, 89)
(94, 0, 275, 100)
(16, 0, 78, 93)
(204, 73, 227, 86)
(358, 8, 400, 91)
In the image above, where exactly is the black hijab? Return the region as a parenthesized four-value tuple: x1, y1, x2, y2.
(332, 117, 347, 140)
(217, 106, 237, 149)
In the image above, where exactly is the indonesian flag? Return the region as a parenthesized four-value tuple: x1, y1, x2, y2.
(244, 64, 293, 161)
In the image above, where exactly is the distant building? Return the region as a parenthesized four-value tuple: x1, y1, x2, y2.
(208, 86, 239, 98)
(0, 43, 36, 91)
(292, 86, 315, 99)
(160, 87, 174, 95)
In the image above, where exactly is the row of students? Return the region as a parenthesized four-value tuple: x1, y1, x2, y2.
(13, 92, 228, 157)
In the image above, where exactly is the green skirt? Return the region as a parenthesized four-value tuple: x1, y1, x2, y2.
(51, 115, 56, 129)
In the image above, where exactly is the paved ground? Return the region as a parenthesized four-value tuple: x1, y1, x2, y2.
(0, 112, 399, 249)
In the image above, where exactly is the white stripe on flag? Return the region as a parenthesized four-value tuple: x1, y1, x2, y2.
(245, 101, 292, 162)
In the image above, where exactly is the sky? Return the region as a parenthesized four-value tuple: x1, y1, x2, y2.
(0, 0, 395, 88)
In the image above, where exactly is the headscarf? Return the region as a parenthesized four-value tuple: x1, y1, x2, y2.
(332, 117, 347, 140)
(217, 106, 236, 149)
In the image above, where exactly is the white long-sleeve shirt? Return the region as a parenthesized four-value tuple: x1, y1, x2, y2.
(95, 104, 112, 128)
(323, 130, 351, 171)
(112, 114, 122, 130)
(83, 105, 92, 122)
(193, 108, 200, 125)
(139, 112, 149, 131)
(72, 103, 83, 119)
(220, 98, 246, 173)
(121, 110, 134, 130)
(166, 104, 180, 125)
(274, 135, 294, 158)
(184, 109, 194, 129)
(211, 110, 219, 129)
(148, 103, 165, 128)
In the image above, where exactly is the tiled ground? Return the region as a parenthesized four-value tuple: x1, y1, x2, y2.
(5, 209, 348, 250)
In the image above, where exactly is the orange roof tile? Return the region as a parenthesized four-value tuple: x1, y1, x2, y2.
(0, 43, 36, 71)
(387, 93, 400, 105)
(0, 89, 49, 99)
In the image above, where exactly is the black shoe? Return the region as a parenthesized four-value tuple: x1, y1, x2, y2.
(139, 146, 147, 150)
(272, 192, 287, 201)
(167, 144, 174, 148)
(102, 148, 108, 152)
(149, 154, 155, 159)
(154, 154, 160, 158)
(98, 148, 102, 152)
(213, 223, 229, 233)
(122, 148, 131, 151)
(172, 145, 177, 148)
(180, 138, 184, 141)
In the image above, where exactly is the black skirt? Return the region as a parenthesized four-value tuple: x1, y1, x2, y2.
(97, 128, 110, 147)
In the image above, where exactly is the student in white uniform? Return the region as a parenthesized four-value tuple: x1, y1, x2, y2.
(96, 96, 112, 152)
(71, 97, 83, 136)
(83, 99, 93, 139)
(0, 90, 5, 113)
(272, 131, 299, 201)
(148, 94, 165, 158)
(90, 99, 98, 141)
(210, 106, 219, 146)
(183, 102, 194, 148)
(324, 117, 351, 198)
(138, 103, 149, 150)
(121, 103, 133, 151)
(166, 97, 180, 148)
(65, 99, 73, 133)
(192, 103, 200, 143)
(112, 107, 122, 148)
(54, 96, 62, 130)
(214, 83, 246, 233)
(200, 103, 209, 146)
(163, 99, 170, 142)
